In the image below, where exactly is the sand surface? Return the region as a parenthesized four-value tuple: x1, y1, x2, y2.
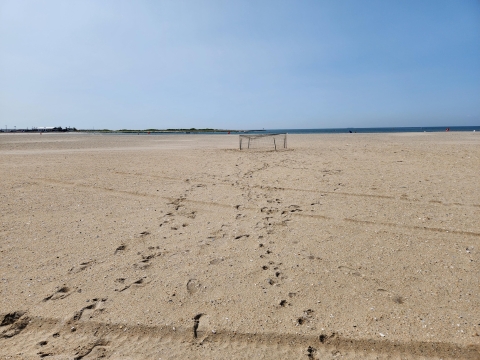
(0, 132, 479, 359)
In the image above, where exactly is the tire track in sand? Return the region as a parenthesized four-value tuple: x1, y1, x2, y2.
(0, 315, 478, 359)
(33, 178, 480, 237)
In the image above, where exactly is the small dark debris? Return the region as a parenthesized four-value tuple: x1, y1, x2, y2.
(193, 313, 203, 338)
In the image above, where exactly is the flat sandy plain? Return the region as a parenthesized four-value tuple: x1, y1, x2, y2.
(0, 132, 479, 359)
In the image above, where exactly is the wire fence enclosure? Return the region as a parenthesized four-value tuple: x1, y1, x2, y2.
(239, 133, 287, 150)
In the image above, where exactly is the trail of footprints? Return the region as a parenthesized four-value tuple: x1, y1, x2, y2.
(73, 298, 107, 321)
(14, 179, 409, 355)
(174, 181, 324, 335)
(2, 171, 476, 358)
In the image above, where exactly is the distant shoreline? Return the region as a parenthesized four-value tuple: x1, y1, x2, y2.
(1, 126, 478, 135)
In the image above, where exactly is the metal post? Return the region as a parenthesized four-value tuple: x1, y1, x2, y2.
(274, 137, 276, 151)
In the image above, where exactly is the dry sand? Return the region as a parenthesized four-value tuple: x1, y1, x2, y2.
(0, 132, 479, 359)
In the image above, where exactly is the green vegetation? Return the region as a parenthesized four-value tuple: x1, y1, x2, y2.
(80, 128, 239, 133)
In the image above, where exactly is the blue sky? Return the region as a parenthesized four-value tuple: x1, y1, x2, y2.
(1, 0, 479, 130)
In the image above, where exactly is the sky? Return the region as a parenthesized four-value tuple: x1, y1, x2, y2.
(0, 0, 479, 130)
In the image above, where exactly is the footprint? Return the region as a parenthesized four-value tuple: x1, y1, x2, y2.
(319, 332, 337, 344)
(296, 309, 314, 326)
(187, 279, 201, 295)
(73, 339, 109, 360)
(73, 298, 107, 321)
(209, 258, 223, 265)
(130, 278, 148, 289)
(297, 317, 306, 325)
(43, 286, 74, 302)
(392, 295, 405, 304)
(260, 207, 278, 214)
(133, 251, 161, 269)
(307, 346, 317, 359)
(288, 205, 302, 213)
(37, 351, 53, 358)
(234, 234, 250, 240)
(338, 265, 363, 277)
(114, 245, 126, 254)
(116, 277, 149, 292)
(1, 314, 30, 339)
(1, 311, 26, 327)
(69, 260, 95, 273)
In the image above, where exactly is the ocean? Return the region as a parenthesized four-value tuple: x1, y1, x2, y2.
(244, 126, 480, 135)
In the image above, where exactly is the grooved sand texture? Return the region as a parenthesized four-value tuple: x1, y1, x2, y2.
(0, 132, 479, 359)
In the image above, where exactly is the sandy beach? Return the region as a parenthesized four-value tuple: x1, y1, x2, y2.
(0, 132, 479, 359)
